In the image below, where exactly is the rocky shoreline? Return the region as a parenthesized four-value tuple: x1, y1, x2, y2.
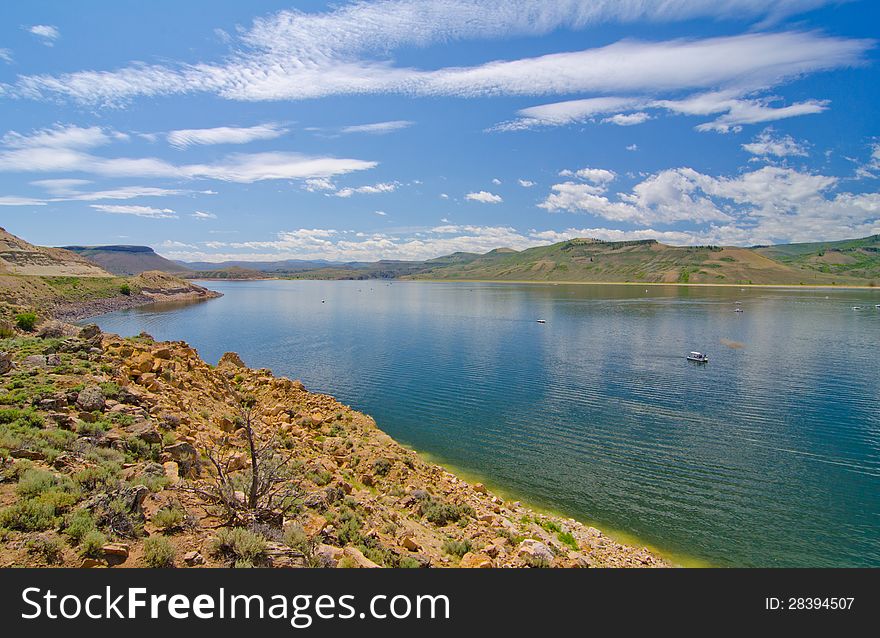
(50, 288, 223, 323)
(0, 314, 669, 568)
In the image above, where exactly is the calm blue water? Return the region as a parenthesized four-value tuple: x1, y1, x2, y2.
(89, 280, 880, 567)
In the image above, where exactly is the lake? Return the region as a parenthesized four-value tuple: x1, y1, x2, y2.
(88, 280, 880, 567)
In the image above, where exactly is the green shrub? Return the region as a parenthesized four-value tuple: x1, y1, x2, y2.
(306, 469, 332, 486)
(0, 320, 14, 338)
(80, 530, 107, 558)
(27, 535, 64, 564)
(0, 499, 58, 531)
(537, 519, 561, 534)
(98, 382, 121, 399)
(152, 506, 186, 532)
(372, 458, 392, 476)
(15, 313, 38, 332)
(398, 557, 422, 568)
(557, 531, 578, 551)
(210, 528, 267, 567)
(143, 536, 176, 568)
(442, 539, 472, 558)
(119, 283, 131, 296)
(72, 463, 121, 491)
(64, 509, 96, 545)
(419, 499, 474, 526)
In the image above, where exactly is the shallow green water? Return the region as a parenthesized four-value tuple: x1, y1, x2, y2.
(90, 280, 880, 566)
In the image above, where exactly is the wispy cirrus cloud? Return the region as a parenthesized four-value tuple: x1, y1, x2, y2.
(27, 25, 59, 46)
(90, 204, 177, 219)
(0, 125, 377, 184)
(2, 2, 864, 112)
(340, 120, 413, 135)
(166, 123, 288, 149)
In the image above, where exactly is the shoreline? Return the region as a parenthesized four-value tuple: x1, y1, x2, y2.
(32, 290, 670, 568)
(192, 275, 878, 291)
(50, 289, 223, 323)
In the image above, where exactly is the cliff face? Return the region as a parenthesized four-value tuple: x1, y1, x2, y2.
(0, 228, 112, 278)
(0, 325, 666, 569)
(61, 245, 193, 276)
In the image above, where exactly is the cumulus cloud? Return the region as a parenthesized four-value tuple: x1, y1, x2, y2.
(742, 128, 809, 157)
(166, 123, 287, 149)
(539, 164, 880, 243)
(465, 190, 503, 204)
(559, 168, 617, 184)
(90, 204, 177, 219)
(518, 179, 535, 187)
(602, 112, 651, 126)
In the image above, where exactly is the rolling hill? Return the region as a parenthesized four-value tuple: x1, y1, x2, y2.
(753, 234, 880, 281)
(409, 238, 870, 285)
(62, 245, 193, 276)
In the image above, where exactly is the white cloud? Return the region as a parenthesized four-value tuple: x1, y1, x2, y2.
(0, 196, 47, 206)
(340, 120, 413, 135)
(2, 124, 126, 149)
(166, 123, 287, 149)
(90, 204, 177, 219)
(626, 144, 638, 151)
(303, 177, 337, 192)
(0, 49, 12, 64)
(439, 193, 449, 199)
(654, 90, 829, 133)
(539, 164, 880, 243)
(559, 168, 617, 184)
(491, 178, 502, 185)
(374, 210, 387, 216)
(491, 97, 641, 131)
(334, 182, 398, 197)
(742, 128, 809, 157)
(518, 179, 535, 187)
(191, 211, 217, 220)
(466, 191, 503, 204)
(7, 4, 867, 111)
(27, 25, 59, 45)
(602, 112, 651, 126)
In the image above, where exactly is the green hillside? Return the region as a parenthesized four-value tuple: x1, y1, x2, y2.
(753, 235, 880, 280)
(409, 238, 869, 285)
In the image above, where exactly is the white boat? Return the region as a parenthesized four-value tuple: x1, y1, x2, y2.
(536, 319, 547, 324)
(734, 308, 744, 313)
(876, 304, 880, 309)
(853, 306, 862, 310)
(687, 351, 709, 363)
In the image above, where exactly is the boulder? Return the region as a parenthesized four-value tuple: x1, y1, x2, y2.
(162, 461, 180, 484)
(0, 352, 14, 375)
(218, 352, 245, 368)
(473, 483, 488, 494)
(517, 539, 554, 566)
(102, 543, 130, 560)
(315, 544, 345, 568)
(399, 536, 421, 552)
(78, 324, 101, 340)
(302, 513, 328, 539)
(183, 551, 205, 566)
(342, 546, 381, 569)
(76, 386, 106, 412)
(459, 552, 494, 568)
(126, 422, 162, 445)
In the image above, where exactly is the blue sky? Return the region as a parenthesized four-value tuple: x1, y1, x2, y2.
(0, 0, 878, 263)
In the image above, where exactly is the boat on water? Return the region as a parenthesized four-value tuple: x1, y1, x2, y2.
(687, 351, 709, 363)
(536, 319, 547, 324)
(734, 308, 744, 313)
(853, 306, 862, 310)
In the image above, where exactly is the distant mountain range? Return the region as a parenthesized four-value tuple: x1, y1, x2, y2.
(50, 233, 880, 286)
